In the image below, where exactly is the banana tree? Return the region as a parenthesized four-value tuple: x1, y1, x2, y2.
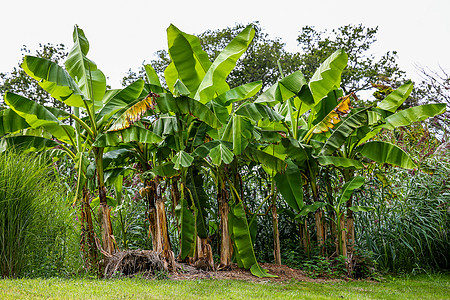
(2, 26, 164, 258)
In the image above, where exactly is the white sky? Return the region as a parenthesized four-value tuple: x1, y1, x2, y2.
(1, 0, 449, 89)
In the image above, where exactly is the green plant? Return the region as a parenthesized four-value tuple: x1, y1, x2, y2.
(0, 150, 79, 278)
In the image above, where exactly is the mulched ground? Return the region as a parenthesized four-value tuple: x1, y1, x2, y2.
(103, 250, 341, 282)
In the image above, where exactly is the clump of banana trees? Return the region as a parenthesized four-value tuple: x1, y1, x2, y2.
(0, 24, 446, 277)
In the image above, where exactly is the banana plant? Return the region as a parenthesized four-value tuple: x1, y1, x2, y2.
(1, 26, 162, 256)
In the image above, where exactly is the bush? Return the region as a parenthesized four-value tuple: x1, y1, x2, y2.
(0, 150, 80, 278)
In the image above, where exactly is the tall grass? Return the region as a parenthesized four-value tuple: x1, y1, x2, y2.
(356, 153, 450, 272)
(0, 150, 80, 278)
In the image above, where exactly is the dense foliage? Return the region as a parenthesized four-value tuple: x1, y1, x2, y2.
(0, 23, 448, 279)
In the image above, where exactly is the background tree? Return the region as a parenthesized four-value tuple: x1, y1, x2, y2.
(296, 24, 405, 98)
(0, 43, 68, 110)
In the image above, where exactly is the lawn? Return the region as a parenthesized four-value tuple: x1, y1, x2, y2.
(1, 274, 449, 299)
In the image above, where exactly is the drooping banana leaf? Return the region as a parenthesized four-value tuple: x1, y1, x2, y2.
(96, 79, 145, 123)
(243, 146, 286, 174)
(376, 80, 413, 112)
(167, 24, 212, 98)
(274, 160, 303, 212)
(172, 150, 194, 170)
(319, 108, 368, 156)
(21, 56, 85, 107)
(4, 92, 75, 143)
(214, 81, 262, 106)
(221, 114, 254, 155)
(93, 125, 163, 147)
(383, 103, 446, 130)
(0, 135, 60, 153)
(235, 102, 283, 122)
(65, 25, 106, 103)
(206, 101, 229, 124)
(310, 93, 352, 135)
(195, 25, 255, 103)
(281, 137, 313, 166)
(186, 168, 210, 239)
(317, 156, 364, 169)
(175, 196, 196, 259)
(309, 49, 348, 104)
(229, 201, 277, 278)
(0, 108, 30, 136)
(108, 94, 155, 131)
(358, 141, 417, 169)
(209, 143, 234, 166)
(156, 94, 221, 129)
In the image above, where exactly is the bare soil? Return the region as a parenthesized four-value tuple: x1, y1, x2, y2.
(103, 250, 340, 283)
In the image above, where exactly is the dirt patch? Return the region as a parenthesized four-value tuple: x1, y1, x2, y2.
(103, 250, 340, 282)
(170, 263, 329, 283)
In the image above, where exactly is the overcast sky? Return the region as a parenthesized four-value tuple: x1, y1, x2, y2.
(1, 0, 449, 89)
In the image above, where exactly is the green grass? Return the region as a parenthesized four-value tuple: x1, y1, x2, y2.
(0, 274, 449, 299)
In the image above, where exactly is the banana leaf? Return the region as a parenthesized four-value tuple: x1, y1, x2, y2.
(229, 202, 277, 278)
(358, 141, 417, 169)
(377, 80, 413, 112)
(65, 25, 106, 103)
(22, 56, 85, 107)
(383, 103, 446, 130)
(309, 49, 348, 104)
(274, 160, 303, 212)
(156, 94, 221, 129)
(214, 81, 262, 106)
(167, 24, 212, 98)
(0, 108, 30, 136)
(175, 197, 196, 259)
(195, 25, 255, 103)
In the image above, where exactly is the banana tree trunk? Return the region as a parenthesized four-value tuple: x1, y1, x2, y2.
(271, 192, 281, 265)
(147, 177, 175, 269)
(80, 187, 98, 270)
(194, 237, 214, 269)
(94, 147, 115, 255)
(218, 181, 231, 268)
(299, 219, 311, 256)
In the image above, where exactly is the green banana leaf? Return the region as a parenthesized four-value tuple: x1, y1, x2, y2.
(148, 162, 180, 178)
(153, 116, 179, 138)
(175, 197, 196, 259)
(318, 156, 364, 169)
(209, 143, 234, 166)
(156, 94, 221, 129)
(144, 65, 163, 89)
(195, 25, 255, 103)
(96, 80, 145, 123)
(21, 56, 85, 107)
(221, 114, 253, 155)
(319, 108, 368, 156)
(93, 125, 163, 147)
(172, 150, 194, 170)
(4, 92, 75, 143)
(167, 24, 212, 97)
(0, 135, 60, 153)
(235, 102, 283, 122)
(65, 25, 106, 103)
(377, 80, 413, 112)
(186, 169, 210, 239)
(358, 141, 417, 169)
(243, 147, 286, 174)
(281, 137, 313, 166)
(0, 108, 30, 136)
(383, 103, 446, 130)
(337, 176, 365, 207)
(229, 202, 277, 278)
(274, 160, 303, 212)
(255, 71, 313, 107)
(296, 202, 327, 218)
(214, 81, 262, 106)
(309, 49, 348, 104)
(206, 101, 229, 124)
